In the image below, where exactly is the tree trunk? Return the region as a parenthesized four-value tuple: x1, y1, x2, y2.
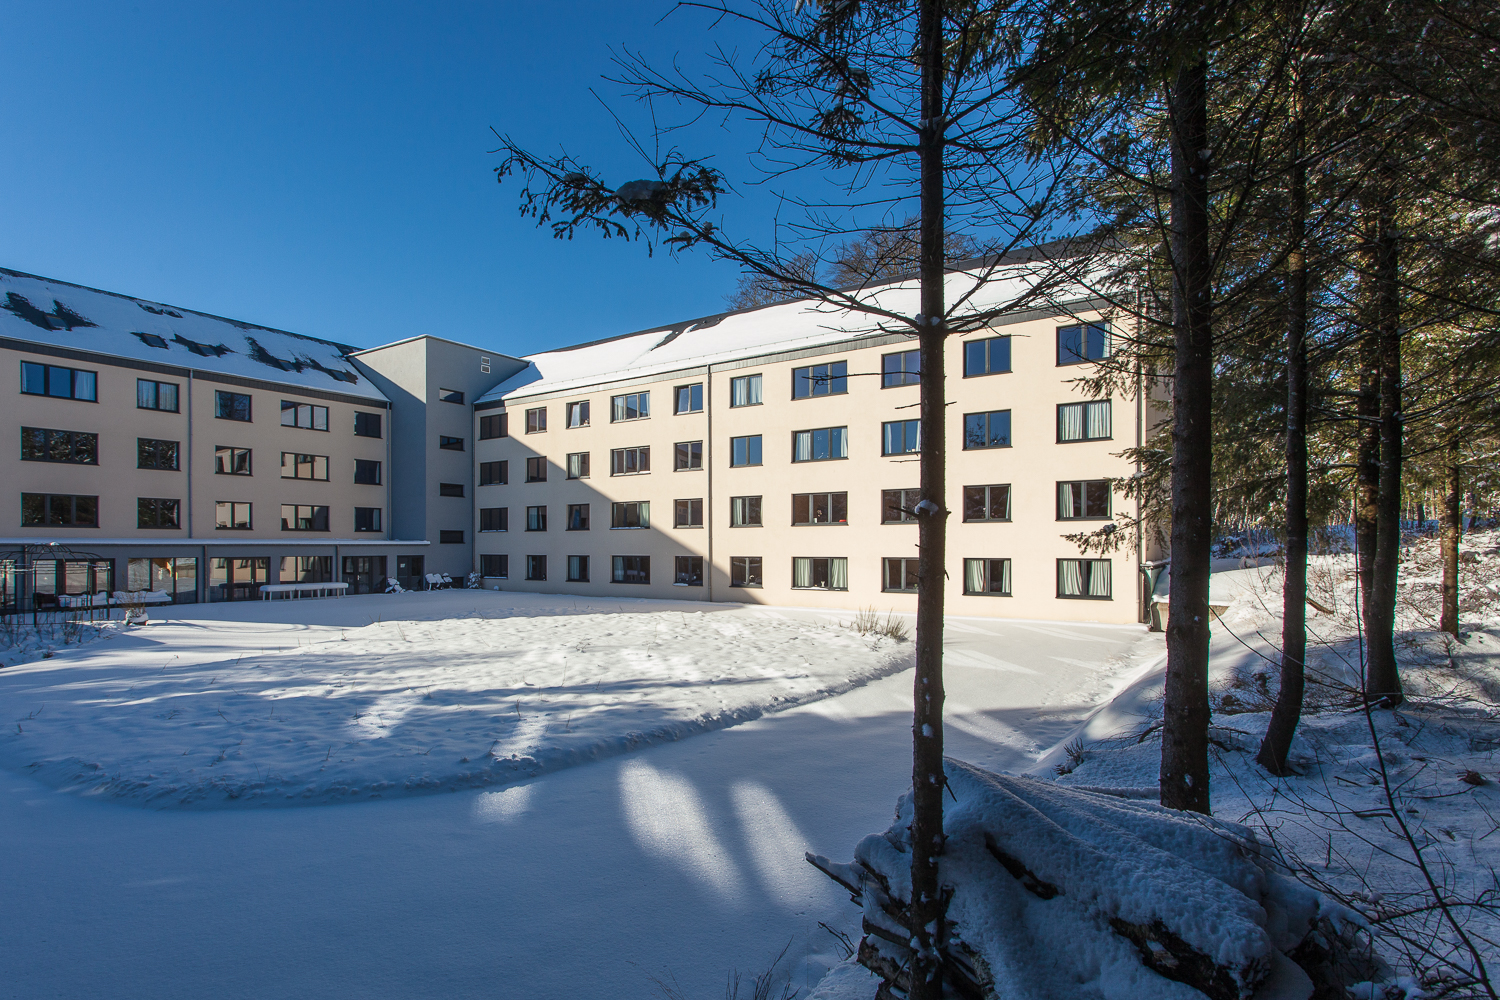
(1354, 277, 1380, 662)
(1440, 448, 1462, 637)
(909, 0, 948, 996)
(1365, 187, 1403, 706)
(1258, 78, 1307, 777)
(1161, 48, 1214, 815)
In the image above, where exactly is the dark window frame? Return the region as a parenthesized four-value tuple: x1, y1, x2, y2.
(962, 410, 1012, 451)
(525, 457, 548, 482)
(963, 484, 1013, 523)
(279, 504, 330, 532)
(526, 555, 548, 581)
(1057, 558, 1112, 599)
(525, 505, 548, 532)
(610, 446, 651, 476)
(567, 555, 590, 582)
(480, 553, 509, 579)
(729, 435, 762, 468)
(611, 555, 650, 585)
(882, 557, 919, 593)
(729, 374, 763, 408)
(791, 492, 848, 526)
(1056, 480, 1112, 521)
(610, 501, 650, 529)
(675, 440, 703, 471)
(965, 558, 1013, 596)
(21, 361, 97, 402)
(280, 452, 330, 481)
(566, 503, 590, 531)
(1057, 322, 1110, 367)
(730, 556, 763, 588)
(1056, 400, 1113, 443)
(354, 507, 382, 533)
(214, 446, 252, 476)
(674, 498, 703, 528)
(214, 500, 252, 530)
(480, 506, 509, 532)
(439, 482, 465, 498)
(355, 411, 383, 438)
(21, 493, 99, 528)
(791, 426, 848, 463)
(881, 419, 920, 456)
(674, 383, 704, 414)
(479, 413, 507, 440)
(881, 488, 921, 524)
(354, 459, 382, 485)
(963, 336, 1013, 378)
(730, 495, 762, 527)
(566, 400, 590, 428)
(566, 452, 590, 480)
(525, 406, 547, 433)
(674, 555, 704, 587)
(439, 435, 465, 451)
(479, 460, 508, 486)
(610, 391, 651, 423)
(881, 350, 920, 388)
(137, 437, 179, 471)
(280, 400, 328, 431)
(21, 427, 99, 465)
(137, 378, 180, 412)
(215, 390, 252, 422)
(439, 387, 465, 405)
(792, 360, 848, 399)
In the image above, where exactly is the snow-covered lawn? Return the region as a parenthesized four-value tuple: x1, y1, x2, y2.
(0, 591, 909, 807)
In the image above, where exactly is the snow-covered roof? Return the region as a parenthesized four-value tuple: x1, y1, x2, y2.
(479, 256, 1096, 404)
(0, 268, 385, 401)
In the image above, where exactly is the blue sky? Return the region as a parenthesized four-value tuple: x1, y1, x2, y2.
(0, 2, 818, 357)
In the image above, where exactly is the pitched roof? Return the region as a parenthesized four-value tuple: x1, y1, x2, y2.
(0, 268, 386, 401)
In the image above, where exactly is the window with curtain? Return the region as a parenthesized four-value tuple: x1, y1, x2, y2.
(882, 557, 919, 592)
(882, 419, 920, 456)
(526, 555, 547, 581)
(792, 360, 847, 399)
(611, 501, 650, 529)
(791, 557, 848, 590)
(526, 505, 547, 531)
(963, 410, 1011, 450)
(962, 484, 1011, 522)
(791, 492, 848, 525)
(567, 555, 589, 582)
(566, 401, 590, 428)
(730, 374, 762, 407)
(566, 452, 590, 479)
(792, 426, 847, 462)
(882, 489, 921, 523)
(567, 504, 589, 530)
(1057, 400, 1112, 442)
(881, 350, 919, 387)
(1057, 480, 1111, 519)
(611, 446, 650, 475)
(1057, 558, 1111, 599)
(611, 392, 650, 422)
(730, 495, 762, 526)
(964, 558, 1012, 596)
(963, 336, 1012, 377)
(612, 555, 650, 584)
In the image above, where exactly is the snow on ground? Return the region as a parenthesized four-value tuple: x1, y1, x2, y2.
(0, 600, 1150, 1000)
(0, 591, 910, 807)
(1034, 529, 1500, 991)
(1, 614, 123, 669)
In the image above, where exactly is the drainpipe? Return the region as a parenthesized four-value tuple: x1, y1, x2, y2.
(705, 363, 713, 604)
(186, 371, 194, 538)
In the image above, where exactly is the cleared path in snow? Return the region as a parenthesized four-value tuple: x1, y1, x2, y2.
(0, 594, 1156, 1000)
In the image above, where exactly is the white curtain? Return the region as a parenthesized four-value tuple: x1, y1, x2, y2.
(828, 558, 848, 590)
(1058, 403, 1083, 441)
(794, 431, 812, 462)
(884, 422, 899, 455)
(638, 503, 650, 529)
(997, 559, 1012, 595)
(1087, 560, 1111, 597)
(964, 559, 985, 594)
(1058, 482, 1077, 518)
(1087, 400, 1111, 439)
(792, 557, 812, 589)
(1058, 559, 1083, 596)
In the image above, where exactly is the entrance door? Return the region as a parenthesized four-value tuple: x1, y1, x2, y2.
(396, 555, 425, 592)
(341, 555, 387, 595)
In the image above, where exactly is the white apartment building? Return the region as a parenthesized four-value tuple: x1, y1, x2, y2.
(472, 264, 1161, 624)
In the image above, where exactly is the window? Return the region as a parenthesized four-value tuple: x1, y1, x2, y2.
(355, 411, 383, 438)
(280, 400, 328, 430)
(354, 507, 382, 532)
(730, 374, 762, 407)
(963, 485, 1012, 522)
(611, 446, 650, 476)
(675, 556, 704, 587)
(525, 457, 548, 482)
(439, 436, 464, 451)
(792, 557, 848, 590)
(1057, 400, 1112, 442)
(281, 556, 333, 583)
(792, 360, 847, 399)
(731, 556, 762, 588)
(21, 427, 98, 465)
(281, 453, 329, 481)
(1057, 480, 1111, 520)
(481, 507, 509, 532)
(1058, 322, 1110, 365)
(882, 420, 920, 456)
(675, 440, 703, 471)
(730, 495, 762, 527)
(137, 379, 179, 412)
(439, 482, 465, 497)
(526, 555, 547, 581)
(567, 503, 590, 530)
(480, 356, 491, 374)
(21, 493, 98, 527)
(675, 498, 703, 528)
(566, 401, 590, 428)
(214, 501, 252, 529)
(567, 555, 590, 582)
(965, 558, 1013, 596)
(137, 437, 178, 471)
(963, 410, 1011, 450)
(126, 556, 197, 601)
(730, 435, 762, 467)
(612, 556, 650, 584)
(882, 350, 920, 387)
(1058, 558, 1111, 599)
(883, 557, 919, 593)
(611, 501, 650, 529)
(526, 505, 547, 531)
(567, 452, 590, 479)
(611, 391, 650, 422)
(439, 530, 465, 544)
(439, 387, 464, 404)
(397, 555, 425, 588)
(479, 413, 507, 439)
(21, 362, 96, 401)
(526, 407, 547, 433)
(792, 492, 848, 525)
(675, 384, 703, 414)
(480, 460, 508, 486)
(882, 489, 921, 523)
(280, 504, 329, 532)
(210, 557, 269, 601)
(215, 446, 252, 475)
(481, 554, 508, 579)
(964, 336, 1012, 377)
(216, 391, 252, 421)
(793, 426, 847, 462)
(354, 459, 382, 485)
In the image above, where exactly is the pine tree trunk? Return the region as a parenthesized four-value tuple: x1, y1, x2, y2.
(1160, 48, 1214, 815)
(909, 0, 948, 995)
(1365, 191, 1403, 706)
(1355, 278, 1380, 656)
(1258, 81, 1307, 777)
(1440, 448, 1462, 637)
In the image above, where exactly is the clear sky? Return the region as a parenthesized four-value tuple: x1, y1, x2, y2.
(0, 1, 802, 358)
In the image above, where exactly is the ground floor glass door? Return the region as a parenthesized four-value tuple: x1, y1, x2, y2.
(341, 556, 387, 595)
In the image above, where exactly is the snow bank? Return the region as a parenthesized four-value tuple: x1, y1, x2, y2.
(1, 617, 125, 669)
(0, 607, 909, 808)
